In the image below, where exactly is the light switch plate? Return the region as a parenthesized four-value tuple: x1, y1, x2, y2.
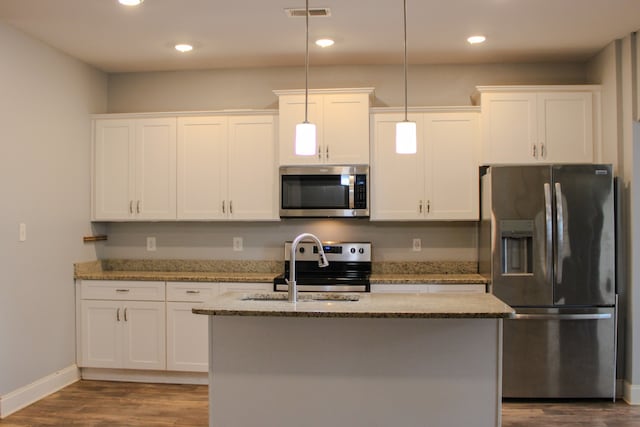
(412, 238, 422, 252)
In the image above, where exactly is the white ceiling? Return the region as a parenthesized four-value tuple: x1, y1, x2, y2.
(1, 0, 639, 73)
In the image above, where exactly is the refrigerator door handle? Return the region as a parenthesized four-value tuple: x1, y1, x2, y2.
(544, 183, 553, 282)
(514, 313, 612, 320)
(554, 182, 565, 283)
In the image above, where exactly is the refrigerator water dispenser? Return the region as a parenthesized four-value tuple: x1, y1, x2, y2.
(500, 220, 533, 275)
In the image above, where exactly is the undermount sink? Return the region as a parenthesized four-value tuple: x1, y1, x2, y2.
(241, 293, 360, 302)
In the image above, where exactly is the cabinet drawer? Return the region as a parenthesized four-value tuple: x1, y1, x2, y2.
(429, 284, 486, 294)
(81, 280, 165, 301)
(167, 282, 219, 302)
(218, 282, 272, 294)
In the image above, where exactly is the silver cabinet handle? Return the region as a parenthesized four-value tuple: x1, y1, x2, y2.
(555, 182, 565, 284)
(540, 143, 546, 158)
(186, 290, 201, 294)
(222, 200, 226, 214)
(129, 201, 134, 214)
(419, 200, 423, 213)
(136, 200, 141, 214)
(326, 145, 329, 160)
(116, 289, 130, 293)
(514, 313, 612, 320)
(318, 145, 322, 160)
(116, 307, 121, 322)
(124, 307, 128, 322)
(427, 200, 430, 213)
(229, 200, 233, 214)
(532, 144, 537, 158)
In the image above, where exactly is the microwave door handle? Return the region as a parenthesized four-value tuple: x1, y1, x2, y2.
(348, 175, 355, 209)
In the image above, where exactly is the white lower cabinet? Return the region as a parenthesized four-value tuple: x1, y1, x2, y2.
(166, 282, 219, 372)
(77, 280, 274, 377)
(370, 283, 486, 294)
(78, 281, 166, 370)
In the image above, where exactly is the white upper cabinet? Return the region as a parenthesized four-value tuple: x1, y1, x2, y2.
(177, 114, 278, 221)
(93, 118, 177, 221)
(476, 86, 600, 165)
(371, 109, 480, 221)
(275, 88, 373, 165)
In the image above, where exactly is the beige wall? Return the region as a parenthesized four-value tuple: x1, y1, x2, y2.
(0, 22, 107, 398)
(108, 62, 587, 112)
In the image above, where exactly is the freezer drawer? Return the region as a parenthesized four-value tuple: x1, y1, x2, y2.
(502, 306, 616, 398)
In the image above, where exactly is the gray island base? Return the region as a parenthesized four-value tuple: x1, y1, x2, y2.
(195, 292, 514, 427)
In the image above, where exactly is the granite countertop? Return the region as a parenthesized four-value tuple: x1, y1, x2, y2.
(192, 291, 514, 319)
(74, 259, 488, 285)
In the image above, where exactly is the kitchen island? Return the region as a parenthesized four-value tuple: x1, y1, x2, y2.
(194, 292, 514, 427)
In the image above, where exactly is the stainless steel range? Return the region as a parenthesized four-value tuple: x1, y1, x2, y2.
(273, 241, 371, 292)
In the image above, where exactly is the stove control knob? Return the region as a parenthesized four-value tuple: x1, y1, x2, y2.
(299, 247, 305, 254)
(359, 248, 365, 254)
(350, 248, 356, 254)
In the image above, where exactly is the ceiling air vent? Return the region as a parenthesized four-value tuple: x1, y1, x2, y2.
(284, 7, 331, 17)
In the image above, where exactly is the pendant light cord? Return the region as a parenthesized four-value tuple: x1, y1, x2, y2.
(304, 0, 310, 124)
(402, 0, 408, 122)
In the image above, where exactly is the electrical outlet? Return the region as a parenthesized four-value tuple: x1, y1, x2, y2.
(233, 237, 243, 251)
(19, 223, 26, 242)
(146, 236, 157, 252)
(412, 238, 422, 252)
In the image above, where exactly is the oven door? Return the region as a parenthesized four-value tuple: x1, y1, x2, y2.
(279, 165, 368, 218)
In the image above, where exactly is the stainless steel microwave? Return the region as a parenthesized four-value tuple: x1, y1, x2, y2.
(279, 165, 369, 218)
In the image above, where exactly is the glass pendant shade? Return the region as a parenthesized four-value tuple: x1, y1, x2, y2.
(295, 122, 317, 155)
(396, 120, 417, 154)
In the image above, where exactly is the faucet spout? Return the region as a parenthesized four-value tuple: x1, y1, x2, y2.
(287, 233, 329, 302)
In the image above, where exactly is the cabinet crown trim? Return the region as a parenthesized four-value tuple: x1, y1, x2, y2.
(273, 87, 375, 96)
(371, 106, 480, 114)
(92, 110, 278, 119)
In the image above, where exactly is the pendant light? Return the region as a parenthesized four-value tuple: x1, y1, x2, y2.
(396, 0, 417, 154)
(295, 0, 317, 156)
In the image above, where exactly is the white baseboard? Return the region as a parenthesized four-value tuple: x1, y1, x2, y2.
(0, 365, 80, 419)
(80, 368, 208, 385)
(624, 380, 640, 405)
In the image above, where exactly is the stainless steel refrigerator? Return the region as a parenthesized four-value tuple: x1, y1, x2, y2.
(479, 164, 616, 399)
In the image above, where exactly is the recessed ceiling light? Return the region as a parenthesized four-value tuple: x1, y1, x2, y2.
(175, 44, 194, 53)
(467, 35, 486, 45)
(118, 0, 144, 6)
(315, 38, 335, 48)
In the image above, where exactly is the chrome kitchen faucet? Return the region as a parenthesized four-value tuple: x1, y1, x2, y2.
(286, 233, 329, 302)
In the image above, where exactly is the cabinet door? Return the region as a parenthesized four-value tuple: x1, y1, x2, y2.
(134, 118, 177, 220)
(80, 300, 121, 368)
(278, 94, 323, 165)
(166, 302, 209, 372)
(481, 92, 537, 164)
(323, 93, 370, 164)
(177, 116, 228, 219)
(93, 120, 135, 220)
(227, 115, 278, 220)
(370, 113, 424, 220)
(122, 301, 166, 370)
(424, 113, 479, 220)
(537, 92, 593, 163)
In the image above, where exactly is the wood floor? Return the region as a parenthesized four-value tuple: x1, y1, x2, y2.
(1, 380, 640, 426)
